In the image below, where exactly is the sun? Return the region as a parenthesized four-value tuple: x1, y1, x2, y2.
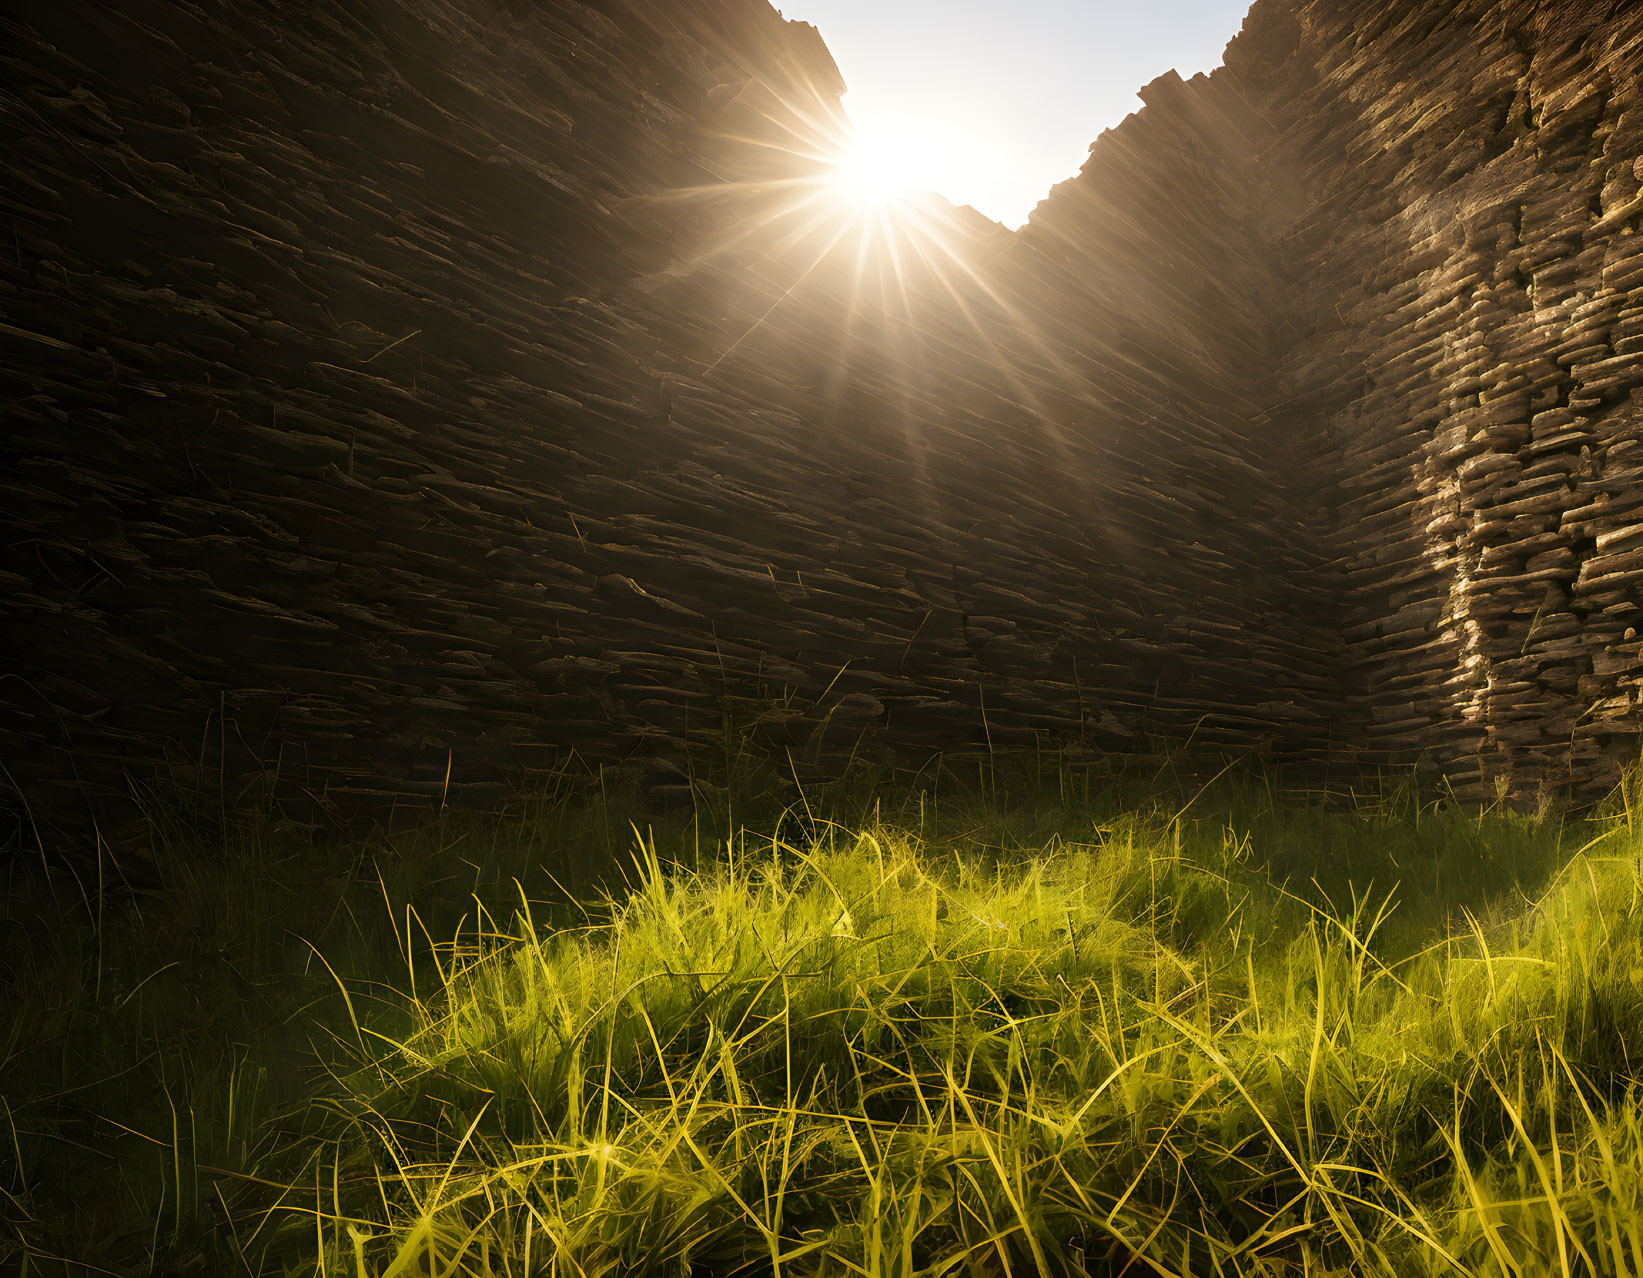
(827, 130, 923, 210)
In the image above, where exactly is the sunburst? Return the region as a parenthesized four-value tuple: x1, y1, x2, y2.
(824, 128, 923, 210)
(665, 83, 1080, 416)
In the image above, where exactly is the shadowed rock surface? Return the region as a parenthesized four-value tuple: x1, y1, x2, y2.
(2, 0, 1639, 842)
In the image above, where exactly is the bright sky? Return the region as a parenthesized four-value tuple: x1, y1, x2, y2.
(778, 0, 1255, 229)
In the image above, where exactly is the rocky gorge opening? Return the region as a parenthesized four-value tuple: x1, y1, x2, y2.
(3, 0, 1641, 847)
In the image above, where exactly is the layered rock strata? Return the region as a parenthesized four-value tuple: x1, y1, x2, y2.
(1241, 0, 1643, 796)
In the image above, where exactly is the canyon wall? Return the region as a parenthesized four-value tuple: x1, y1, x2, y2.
(1235, 0, 1643, 797)
(2, 0, 1638, 842)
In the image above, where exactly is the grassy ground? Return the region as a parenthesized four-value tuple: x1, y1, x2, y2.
(2, 754, 1641, 1276)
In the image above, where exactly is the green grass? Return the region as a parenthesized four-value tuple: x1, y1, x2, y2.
(3, 755, 1642, 1276)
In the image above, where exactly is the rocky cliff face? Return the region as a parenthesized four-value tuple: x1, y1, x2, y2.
(1237, 0, 1643, 797)
(2, 0, 1638, 838)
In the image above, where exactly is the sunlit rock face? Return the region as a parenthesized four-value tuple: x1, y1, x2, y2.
(1240, 1, 1643, 798)
(1, 0, 1638, 830)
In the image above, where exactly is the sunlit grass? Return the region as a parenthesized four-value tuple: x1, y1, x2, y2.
(3, 757, 1641, 1275)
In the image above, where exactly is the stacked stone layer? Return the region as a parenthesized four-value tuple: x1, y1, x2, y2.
(1239, 0, 1643, 796)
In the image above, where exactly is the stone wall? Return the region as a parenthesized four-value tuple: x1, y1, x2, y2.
(2, 0, 865, 821)
(2, 0, 1639, 841)
(1238, 0, 1643, 797)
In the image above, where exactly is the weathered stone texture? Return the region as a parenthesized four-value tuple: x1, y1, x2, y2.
(1240, 0, 1643, 796)
(1, 0, 1638, 834)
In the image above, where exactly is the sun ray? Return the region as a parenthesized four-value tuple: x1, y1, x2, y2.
(700, 214, 861, 377)
(656, 77, 1115, 425)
